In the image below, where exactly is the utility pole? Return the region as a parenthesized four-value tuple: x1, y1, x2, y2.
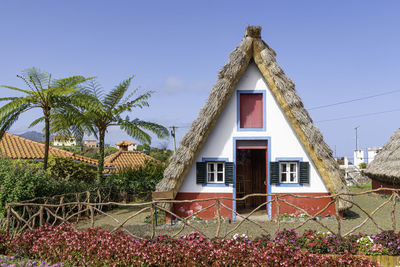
(354, 126, 360, 150)
(170, 126, 176, 152)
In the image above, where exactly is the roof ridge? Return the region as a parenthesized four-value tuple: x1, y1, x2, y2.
(104, 150, 121, 163)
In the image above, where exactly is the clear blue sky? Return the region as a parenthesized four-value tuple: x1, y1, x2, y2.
(1, 1, 400, 160)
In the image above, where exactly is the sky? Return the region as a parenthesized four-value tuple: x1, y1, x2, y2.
(1, 1, 400, 160)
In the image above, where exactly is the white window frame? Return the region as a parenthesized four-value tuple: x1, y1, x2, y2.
(206, 162, 225, 184)
(279, 161, 299, 184)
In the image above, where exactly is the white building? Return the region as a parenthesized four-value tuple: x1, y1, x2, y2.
(367, 147, 382, 164)
(353, 149, 365, 167)
(53, 135, 76, 147)
(154, 26, 350, 220)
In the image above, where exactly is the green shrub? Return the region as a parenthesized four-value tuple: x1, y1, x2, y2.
(0, 158, 94, 215)
(108, 160, 165, 198)
(47, 156, 96, 183)
(0, 159, 52, 215)
(359, 162, 367, 169)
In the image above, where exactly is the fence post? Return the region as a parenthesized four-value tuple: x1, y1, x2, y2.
(275, 196, 281, 236)
(60, 196, 65, 220)
(216, 199, 221, 238)
(6, 205, 10, 232)
(151, 202, 155, 239)
(90, 204, 95, 228)
(39, 206, 44, 226)
(392, 192, 397, 232)
(86, 191, 91, 217)
(335, 197, 342, 238)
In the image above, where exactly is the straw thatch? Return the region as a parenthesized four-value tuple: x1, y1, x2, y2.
(155, 26, 352, 211)
(364, 128, 400, 185)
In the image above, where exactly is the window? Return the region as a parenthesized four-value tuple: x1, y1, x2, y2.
(207, 162, 225, 183)
(279, 162, 298, 183)
(239, 93, 263, 129)
(196, 161, 233, 185)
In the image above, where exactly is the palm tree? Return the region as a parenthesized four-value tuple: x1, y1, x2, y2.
(52, 77, 169, 182)
(0, 67, 91, 169)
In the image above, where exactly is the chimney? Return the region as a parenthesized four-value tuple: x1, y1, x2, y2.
(116, 140, 134, 152)
(119, 144, 128, 151)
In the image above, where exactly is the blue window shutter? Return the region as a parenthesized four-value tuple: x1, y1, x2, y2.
(196, 162, 206, 184)
(299, 162, 310, 184)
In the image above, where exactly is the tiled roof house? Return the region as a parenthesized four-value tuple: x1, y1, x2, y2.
(0, 132, 113, 168)
(104, 141, 156, 171)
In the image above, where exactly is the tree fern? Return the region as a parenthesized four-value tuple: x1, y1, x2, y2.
(0, 67, 91, 169)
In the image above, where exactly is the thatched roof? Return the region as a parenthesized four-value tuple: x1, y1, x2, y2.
(364, 128, 400, 185)
(155, 26, 351, 211)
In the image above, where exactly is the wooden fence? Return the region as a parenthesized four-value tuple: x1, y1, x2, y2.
(4, 187, 399, 239)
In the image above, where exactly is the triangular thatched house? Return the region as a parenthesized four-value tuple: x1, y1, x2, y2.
(364, 128, 400, 194)
(154, 26, 351, 220)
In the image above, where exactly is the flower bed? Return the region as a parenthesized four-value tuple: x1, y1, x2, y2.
(0, 225, 387, 266)
(0, 255, 63, 267)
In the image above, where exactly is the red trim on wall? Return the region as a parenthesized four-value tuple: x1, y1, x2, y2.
(172, 192, 233, 220)
(240, 93, 263, 128)
(270, 193, 336, 218)
(169, 192, 336, 221)
(372, 180, 400, 196)
(236, 146, 267, 149)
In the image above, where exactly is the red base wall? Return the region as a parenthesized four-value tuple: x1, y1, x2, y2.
(372, 180, 400, 195)
(171, 192, 233, 221)
(169, 192, 337, 221)
(270, 193, 336, 218)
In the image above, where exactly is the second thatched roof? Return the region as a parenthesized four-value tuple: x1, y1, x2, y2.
(364, 128, 400, 185)
(155, 26, 352, 211)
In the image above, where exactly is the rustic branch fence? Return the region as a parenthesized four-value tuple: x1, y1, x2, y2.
(4, 187, 399, 239)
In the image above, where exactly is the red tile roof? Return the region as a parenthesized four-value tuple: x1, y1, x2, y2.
(0, 132, 113, 168)
(104, 150, 156, 171)
(115, 140, 136, 146)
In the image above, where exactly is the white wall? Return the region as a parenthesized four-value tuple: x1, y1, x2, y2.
(367, 147, 382, 164)
(354, 150, 365, 167)
(179, 63, 328, 194)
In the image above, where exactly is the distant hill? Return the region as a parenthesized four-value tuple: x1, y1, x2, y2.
(18, 131, 44, 142)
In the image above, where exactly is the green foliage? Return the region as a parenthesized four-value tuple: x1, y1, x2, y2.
(149, 148, 173, 164)
(0, 159, 51, 215)
(359, 162, 367, 169)
(47, 157, 96, 183)
(108, 160, 165, 198)
(348, 183, 372, 189)
(0, 67, 91, 169)
(0, 158, 94, 215)
(51, 78, 169, 182)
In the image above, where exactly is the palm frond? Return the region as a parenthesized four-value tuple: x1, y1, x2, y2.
(22, 67, 50, 91)
(0, 103, 31, 139)
(103, 76, 133, 111)
(117, 117, 169, 143)
(1, 85, 33, 95)
(119, 122, 152, 144)
(0, 97, 32, 118)
(111, 91, 152, 116)
(51, 105, 98, 138)
(0, 97, 19, 102)
(52, 76, 94, 89)
(29, 116, 45, 128)
(69, 91, 104, 115)
(82, 79, 104, 100)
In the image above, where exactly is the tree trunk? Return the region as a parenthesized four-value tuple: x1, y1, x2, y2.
(43, 112, 50, 170)
(97, 129, 105, 184)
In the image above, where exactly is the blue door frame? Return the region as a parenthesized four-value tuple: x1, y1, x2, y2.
(232, 136, 272, 220)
